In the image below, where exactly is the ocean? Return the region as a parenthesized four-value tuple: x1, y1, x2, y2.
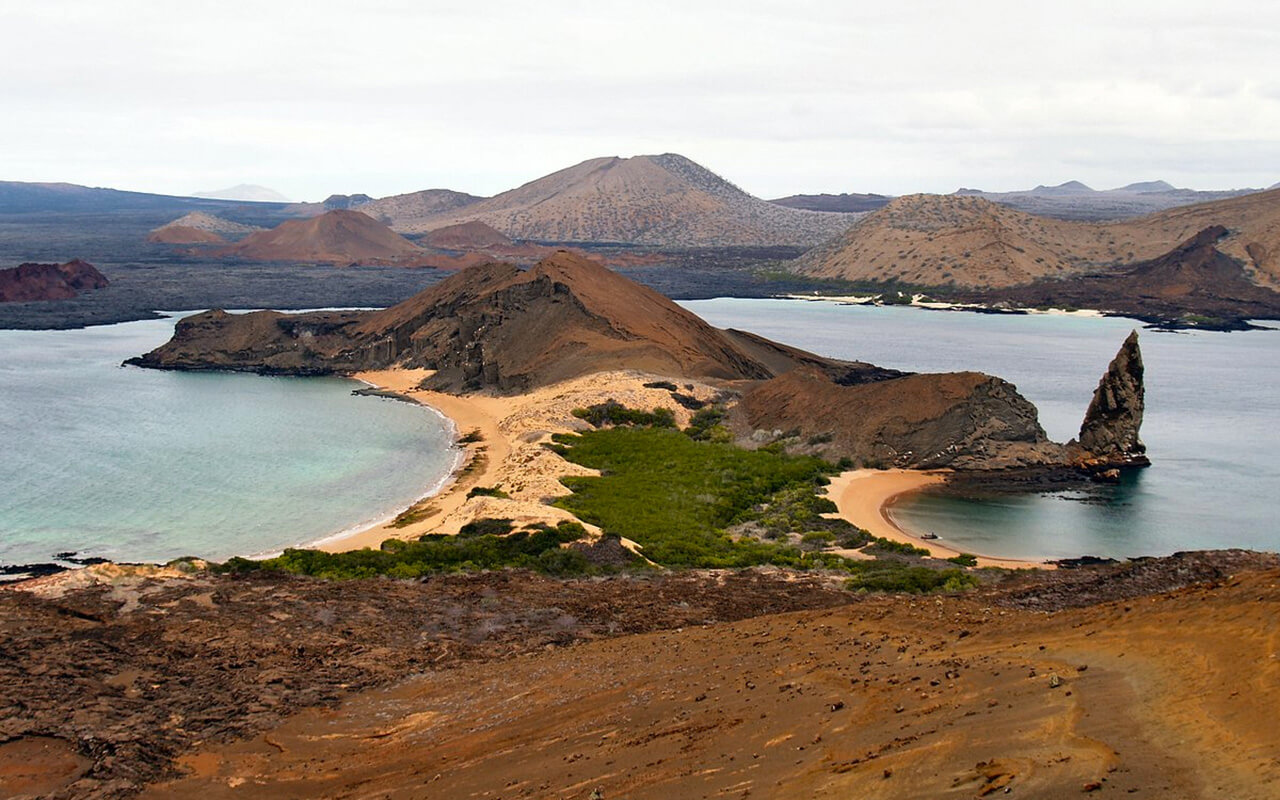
(0, 315, 458, 568)
(683, 299, 1280, 560)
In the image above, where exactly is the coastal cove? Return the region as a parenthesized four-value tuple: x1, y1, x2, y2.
(0, 315, 459, 570)
(684, 298, 1280, 560)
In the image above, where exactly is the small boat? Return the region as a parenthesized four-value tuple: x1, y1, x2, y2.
(919, 531, 939, 540)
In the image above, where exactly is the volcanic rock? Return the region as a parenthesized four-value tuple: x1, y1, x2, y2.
(737, 366, 1066, 469)
(0, 259, 108, 302)
(1077, 331, 1147, 465)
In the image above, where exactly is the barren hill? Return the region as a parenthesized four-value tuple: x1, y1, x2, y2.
(221, 210, 423, 264)
(355, 188, 484, 227)
(147, 212, 263, 244)
(376, 154, 857, 247)
(420, 220, 513, 250)
(794, 188, 1280, 290)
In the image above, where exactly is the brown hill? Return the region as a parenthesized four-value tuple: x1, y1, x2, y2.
(372, 154, 856, 247)
(221, 209, 423, 264)
(420, 220, 513, 250)
(146, 212, 262, 244)
(795, 188, 1280, 291)
(0, 259, 108, 302)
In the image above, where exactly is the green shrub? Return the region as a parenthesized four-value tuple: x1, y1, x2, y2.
(571, 400, 676, 429)
(467, 486, 510, 499)
(947, 553, 979, 567)
(844, 564, 978, 594)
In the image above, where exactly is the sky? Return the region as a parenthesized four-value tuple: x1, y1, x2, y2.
(2, 0, 1278, 202)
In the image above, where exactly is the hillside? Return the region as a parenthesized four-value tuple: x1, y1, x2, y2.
(794, 188, 1280, 290)
(147, 212, 263, 244)
(221, 209, 423, 264)
(374, 154, 857, 247)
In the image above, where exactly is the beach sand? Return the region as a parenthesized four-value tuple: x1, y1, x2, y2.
(321, 369, 720, 553)
(826, 468, 1051, 569)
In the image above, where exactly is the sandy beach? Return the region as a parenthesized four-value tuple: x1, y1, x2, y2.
(320, 368, 720, 553)
(826, 468, 1052, 569)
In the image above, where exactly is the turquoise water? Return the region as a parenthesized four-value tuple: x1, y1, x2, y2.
(0, 316, 458, 567)
(683, 299, 1280, 560)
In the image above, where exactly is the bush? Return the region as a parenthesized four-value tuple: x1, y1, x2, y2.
(213, 520, 593, 580)
(947, 553, 979, 567)
(571, 400, 676, 429)
(845, 564, 978, 594)
(467, 486, 510, 499)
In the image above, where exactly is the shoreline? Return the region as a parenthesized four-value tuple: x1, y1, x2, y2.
(826, 468, 1053, 570)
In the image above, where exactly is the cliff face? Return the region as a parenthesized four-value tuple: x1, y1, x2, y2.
(0, 259, 108, 302)
(1077, 331, 1147, 466)
(738, 367, 1066, 469)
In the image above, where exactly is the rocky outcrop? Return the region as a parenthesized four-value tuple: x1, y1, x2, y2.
(0, 259, 108, 302)
(738, 367, 1068, 469)
(1077, 331, 1147, 466)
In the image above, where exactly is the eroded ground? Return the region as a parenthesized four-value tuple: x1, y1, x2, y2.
(2, 551, 1277, 799)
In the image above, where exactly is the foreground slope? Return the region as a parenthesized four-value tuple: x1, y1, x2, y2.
(796, 188, 1280, 291)
(372, 154, 856, 247)
(34, 555, 1258, 800)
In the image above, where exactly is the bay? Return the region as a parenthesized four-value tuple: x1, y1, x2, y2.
(0, 315, 458, 567)
(683, 299, 1280, 560)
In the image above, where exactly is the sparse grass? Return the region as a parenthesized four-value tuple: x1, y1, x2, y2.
(389, 501, 438, 528)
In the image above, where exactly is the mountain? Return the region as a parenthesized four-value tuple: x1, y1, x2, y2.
(368, 154, 857, 247)
(355, 189, 484, 227)
(221, 210, 423, 264)
(147, 212, 263, 244)
(956, 181, 1266, 221)
(1117, 180, 1176, 194)
(793, 188, 1280, 291)
(1029, 180, 1096, 196)
(130, 251, 1140, 474)
(0, 180, 287, 218)
(0, 259, 108, 302)
(769, 192, 892, 213)
(192, 184, 291, 203)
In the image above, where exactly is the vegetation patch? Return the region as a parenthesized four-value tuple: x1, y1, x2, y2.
(572, 400, 676, 429)
(216, 520, 597, 580)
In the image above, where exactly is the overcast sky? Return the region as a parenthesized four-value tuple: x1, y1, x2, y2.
(2, 0, 1277, 201)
